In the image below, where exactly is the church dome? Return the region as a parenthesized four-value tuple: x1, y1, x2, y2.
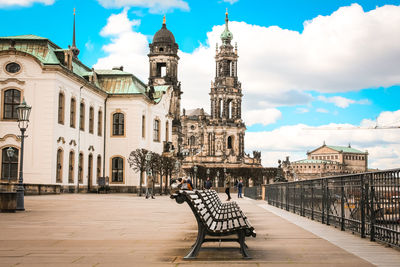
(153, 18, 176, 44)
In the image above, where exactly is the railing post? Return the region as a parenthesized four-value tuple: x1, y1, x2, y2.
(326, 179, 330, 226)
(293, 185, 296, 213)
(300, 183, 304, 216)
(311, 186, 314, 220)
(361, 175, 366, 238)
(280, 185, 283, 209)
(286, 184, 289, 211)
(322, 180, 325, 224)
(370, 184, 375, 242)
(341, 177, 345, 231)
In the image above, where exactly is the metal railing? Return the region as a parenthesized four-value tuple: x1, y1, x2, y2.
(265, 169, 400, 248)
(244, 186, 262, 199)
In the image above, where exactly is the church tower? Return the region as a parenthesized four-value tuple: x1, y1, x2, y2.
(209, 10, 245, 157)
(148, 16, 182, 151)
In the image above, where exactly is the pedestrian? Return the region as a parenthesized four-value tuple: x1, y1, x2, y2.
(225, 175, 231, 201)
(186, 177, 193, 190)
(204, 177, 212, 190)
(237, 179, 243, 198)
(145, 173, 155, 199)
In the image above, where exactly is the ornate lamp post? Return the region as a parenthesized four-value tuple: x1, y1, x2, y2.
(6, 147, 15, 183)
(193, 165, 198, 189)
(16, 98, 32, 211)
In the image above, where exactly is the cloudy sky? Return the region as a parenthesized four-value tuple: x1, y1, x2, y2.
(1, 0, 399, 169)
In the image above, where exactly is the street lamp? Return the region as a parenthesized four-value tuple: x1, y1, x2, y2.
(16, 98, 31, 211)
(6, 147, 15, 183)
(193, 165, 198, 189)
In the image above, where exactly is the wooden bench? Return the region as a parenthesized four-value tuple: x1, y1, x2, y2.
(171, 189, 256, 259)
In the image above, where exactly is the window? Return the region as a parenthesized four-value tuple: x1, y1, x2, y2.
(5, 62, 21, 74)
(97, 155, 101, 180)
(165, 121, 169, 142)
(3, 89, 21, 119)
(79, 102, 85, 131)
(153, 119, 160, 142)
(335, 155, 338, 159)
(189, 135, 196, 146)
(88, 154, 93, 188)
(89, 107, 94, 134)
(58, 92, 65, 124)
(227, 136, 233, 149)
(112, 113, 124, 136)
(78, 152, 83, 183)
(111, 157, 124, 183)
(142, 115, 145, 138)
(68, 150, 75, 183)
(56, 148, 63, 183)
(1, 147, 19, 180)
(156, 62, 166, 77)
(98, 110, 102, 136)
(70, 98, 76, 128)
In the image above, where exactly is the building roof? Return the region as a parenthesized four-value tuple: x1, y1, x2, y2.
(0, 34, 48, 40)
(153, 23, 176, 44)
(326, 145, 365, 154)
(293, 159, 339, 165)
(186, 108, 209, 116)
(98, 74, 147, 95)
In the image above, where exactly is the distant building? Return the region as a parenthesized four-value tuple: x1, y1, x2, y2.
(282, 143, 368, 181)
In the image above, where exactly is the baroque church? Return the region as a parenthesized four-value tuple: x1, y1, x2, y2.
(0, 11, 263, 193)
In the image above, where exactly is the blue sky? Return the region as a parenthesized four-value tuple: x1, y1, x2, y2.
(1, 0, 399, 168)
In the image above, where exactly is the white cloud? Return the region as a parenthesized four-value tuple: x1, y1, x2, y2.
(316, 108, 329, 113)
(97, 0, 189, 13)
(244, 108, 282, 126)
(296, 108, 309, 114)
(318, 95, 370, 108)
(245, 109, 400, 170)
(93, 4, 400, 126)
(222, 0, 239, 4)
(0, 0, 54, 7)
(94, 9, 149, 80)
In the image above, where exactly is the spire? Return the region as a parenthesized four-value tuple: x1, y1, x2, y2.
(163, 15, 166, 25)
(70, 8, 80, 58)
(162, 15, 166, 29)
(220, 9, 233, 45)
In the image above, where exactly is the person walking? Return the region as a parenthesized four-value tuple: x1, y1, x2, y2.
(145, 173, 155, 199)
(237, 179, 243, 198)
(225, 175, 231, 201)
(204, 177, 212, 190)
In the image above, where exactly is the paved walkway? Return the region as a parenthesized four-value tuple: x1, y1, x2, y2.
(0, 194, 398, 266)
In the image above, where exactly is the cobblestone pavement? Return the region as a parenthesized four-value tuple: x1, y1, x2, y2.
(0, 194, 378, 266)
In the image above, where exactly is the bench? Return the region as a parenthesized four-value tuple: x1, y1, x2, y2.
(171, 189, 256, 259)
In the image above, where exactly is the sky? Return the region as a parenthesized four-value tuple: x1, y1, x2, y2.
(1, 0, 400, 169)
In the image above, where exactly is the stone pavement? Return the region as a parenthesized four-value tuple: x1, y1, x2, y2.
(0, 193, 396, 266)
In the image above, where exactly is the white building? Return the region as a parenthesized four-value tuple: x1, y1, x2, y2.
(0, 18, 178, 193)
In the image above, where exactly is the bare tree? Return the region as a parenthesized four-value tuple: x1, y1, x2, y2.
(149, 152, 162, 195)
(128, 148, 148, 196)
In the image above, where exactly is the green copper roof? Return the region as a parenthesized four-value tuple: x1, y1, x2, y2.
(294, 159, 339, 164)
(0, 34, 48, 40)
(327, 145, 365, 154)
(95, 69, 132, 75)
(152, 85, 170, 103)
(220, 12, 233, 44)
(98, 74, 146, 95)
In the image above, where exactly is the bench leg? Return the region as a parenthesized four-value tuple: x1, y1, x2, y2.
(238, 230, 251, 259)
(184, 223, 205, 259)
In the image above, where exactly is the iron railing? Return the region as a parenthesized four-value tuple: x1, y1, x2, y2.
(244, 186, 262, 199)
(265, 169, 400, 248)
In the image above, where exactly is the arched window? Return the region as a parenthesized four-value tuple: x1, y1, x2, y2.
(56, 148, 63, 183)
(68, 150, 75, 184)
(97, 110, 102, 136)
(70, 98, 76, 128)
(79, 102, 85, 131)
(58, 92, 65, 124)
(78, 152, 83, 183)
(97, 155, 101, 180)
(165, 121, 169, 142)
(142, 115, 146, 138)
(88, 154, 93, 189)
(2, 89, 21, 119)
(1, 147, 19, 180)
(227, 136, 233, 149)
(89, 107, 94, 134)
(218, 99, 223, 118)
(112, 112, 124, 136)
(111, 157, 124, 183)
(189, 135, 196, 146)
(153, 119, 160, 142)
